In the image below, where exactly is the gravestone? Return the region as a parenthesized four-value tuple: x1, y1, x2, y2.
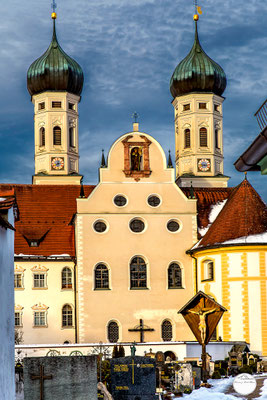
(110, 356, 157, 400)
(24, 356, 97, 400)
(192, 366, 201, 389)
(175, 364, 193, 392)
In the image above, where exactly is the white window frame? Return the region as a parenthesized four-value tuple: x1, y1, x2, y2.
(33, 311, 47, 327)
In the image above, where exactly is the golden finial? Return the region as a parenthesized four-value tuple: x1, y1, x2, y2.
(51, 0, 57, 19)
(193, 0, 202, 21)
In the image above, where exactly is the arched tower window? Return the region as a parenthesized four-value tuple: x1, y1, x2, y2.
(168, 263, 182, 288)
(95, 264, 109, 289)
(107, 321, 119, 342)
(199, 127, 207, 147)
(130, 257, 147, 289)
(184, 129, 190, 148)
(40, 127, 45, 146)
(62, 267, 72, 289)
(53, 126, 61, 145)
(215, 129, 220, 149)
(161, 320, 173, 341)
(62, 304, 73, 327)
(69, 127, 75, 148)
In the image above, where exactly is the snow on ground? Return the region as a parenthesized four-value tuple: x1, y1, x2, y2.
(255, 378, 267, 399)
(179, 377, 244, 400)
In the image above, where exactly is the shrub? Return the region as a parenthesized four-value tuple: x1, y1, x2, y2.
(239, 365, 252, 374)
(211, 371, 221, 379)
(219, 368, 227, 376)
(183, 387, 192, 394)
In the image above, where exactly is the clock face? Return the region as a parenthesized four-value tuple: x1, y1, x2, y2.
(51, 157, 64, 170)
(198, 158, 211, 172)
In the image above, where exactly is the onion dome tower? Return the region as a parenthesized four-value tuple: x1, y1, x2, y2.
(28, 7, 84, 185)
(170, 10, 229, 189)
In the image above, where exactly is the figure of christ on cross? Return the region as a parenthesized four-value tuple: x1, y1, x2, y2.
(31, 365, 53, 400)
(128, 319, 154, 342)
(188, 308, 218, 344)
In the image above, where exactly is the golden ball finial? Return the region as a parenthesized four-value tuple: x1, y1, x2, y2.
(193, 14, 199, 21)
(51, 12, 57, 19)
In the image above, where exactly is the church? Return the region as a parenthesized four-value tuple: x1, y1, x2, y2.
(2, 7, 267, 356)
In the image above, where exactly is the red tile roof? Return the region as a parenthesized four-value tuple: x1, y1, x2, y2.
(193, 178, 267, 249)
(181, 186, 232, 230)
(0, 184, 95, 258)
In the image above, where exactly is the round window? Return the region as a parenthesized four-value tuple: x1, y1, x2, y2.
(129, 219, 145, 233)
(167, 220, 180, 232)
(114, 195, 127, 207)
(147, 195, 161, 207)
(94, 221, 107, 233)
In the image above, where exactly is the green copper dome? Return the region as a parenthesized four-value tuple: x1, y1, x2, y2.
(27, 20, 84, 97)
(170, 22, 227, 98)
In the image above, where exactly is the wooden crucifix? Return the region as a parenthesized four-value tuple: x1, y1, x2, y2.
(128, 319, 154, 343)
(31, 364, 53, 400)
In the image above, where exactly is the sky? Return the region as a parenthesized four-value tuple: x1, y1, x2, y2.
(0, 0, 266, 201)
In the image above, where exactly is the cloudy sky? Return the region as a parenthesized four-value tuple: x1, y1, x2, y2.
(0, 0, 266, 200)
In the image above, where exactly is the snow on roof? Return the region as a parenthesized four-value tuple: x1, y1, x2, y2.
(223, 231, 267, 245)
(198, 199, 227, 237)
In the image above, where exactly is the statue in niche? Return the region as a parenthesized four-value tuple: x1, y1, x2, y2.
(130, 147, 142, 171)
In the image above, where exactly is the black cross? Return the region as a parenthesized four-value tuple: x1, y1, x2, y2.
(31, 365, 53, 400)
(128, 319, 154, 343)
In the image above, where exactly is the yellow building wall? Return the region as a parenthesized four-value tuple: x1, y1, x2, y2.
(195, 247, 267, 355)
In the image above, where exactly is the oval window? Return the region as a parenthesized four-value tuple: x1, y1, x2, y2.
(129, 219, 145, 233)
(147, 195, 161, 207)
(114, 195, 127, 207)
(94, 221, 107, 233)
(167, 220, 180, 232)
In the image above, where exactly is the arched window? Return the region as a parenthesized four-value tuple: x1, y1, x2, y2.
(62, 267, 72, 289)
(107, 321, 119, 343)
(162, 320, 173, 341)
(95, 264, 109, 289)
(215, 129, 219, 149)
(168, 263, 182, 288)
(69, 127, 75, 148)
(53, 126, 61, 145)
(199, 127, 207, 147)
(40, 127, 45, 146)
(202, 260, 214, 281)
(184, 129, 190, 148)
(62, 304, 73, 327)
(130, 257, 147, 289)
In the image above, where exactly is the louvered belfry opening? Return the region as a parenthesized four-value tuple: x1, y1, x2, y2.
(184, 129, 191, 148)
(53, 126, 61, 145)
(40, 127, 45, 146)
(200, 127, 207, 147)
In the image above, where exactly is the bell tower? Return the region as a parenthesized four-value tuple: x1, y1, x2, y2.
(170, 7, 229, 188)
(27, 7, 84, 185)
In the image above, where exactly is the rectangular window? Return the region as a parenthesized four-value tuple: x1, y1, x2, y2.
(52, 101, 62, 108)
(14, 274, 23, 288)
(69, 103, 75, 110)
(15, 312, 22, 327)
(214, 104, 220, 112)
(30, 241, 38, 247)
(199, 102, 207, 109)
(38, 102, 45, 110)
(183, 104, 190, 111)
(33, 273, 46, 288)
(34, 311, 46, 326)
